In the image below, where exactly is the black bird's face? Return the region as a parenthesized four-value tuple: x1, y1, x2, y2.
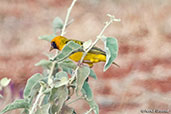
(49, 41, 58, 51)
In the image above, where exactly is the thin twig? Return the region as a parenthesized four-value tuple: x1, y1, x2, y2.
(29, 1, 78, 113)
(61, 0, 77, 36)
(80, 15, 120, 63)
(29, 86, 43, 114)
(47, 61, 57, 86)
(84, 108, 93, 114)
(69, 15, 120, 83)
(50, 0, 77, 85)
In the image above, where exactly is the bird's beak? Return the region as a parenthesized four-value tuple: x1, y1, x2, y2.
(49, 46, 54, 51)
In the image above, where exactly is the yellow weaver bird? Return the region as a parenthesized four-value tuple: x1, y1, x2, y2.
(49, 36, 119, 68)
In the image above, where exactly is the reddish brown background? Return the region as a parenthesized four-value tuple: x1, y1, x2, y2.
(0, 0, 171, 114)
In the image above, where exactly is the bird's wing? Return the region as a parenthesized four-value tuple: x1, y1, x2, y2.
(69, 39, 106, 55)
(70, 39, 83, 45)
(89, 47, 106, 55)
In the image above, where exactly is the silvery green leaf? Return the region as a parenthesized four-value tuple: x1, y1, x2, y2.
(83, 40, 92, 51)
(35, 59, 52, 69)
(0, 99, 29, 114)
(76, 66, 90, 95)
(89, 69, 97, 79)
(0, 77, 11, 87)
(35, 103, 50, 114)
(52, 17, 63, 34)
(24, 73, 43, 98)
(39, 34, 56, 42)
(101, 37, 118, 71)
(54, 41, 82, 62)
(81, 81, 93, 101)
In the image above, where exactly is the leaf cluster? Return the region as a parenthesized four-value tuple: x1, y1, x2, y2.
(0, 3, 119, 114)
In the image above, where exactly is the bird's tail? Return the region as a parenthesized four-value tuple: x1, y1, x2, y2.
(112, 62, 120, 68)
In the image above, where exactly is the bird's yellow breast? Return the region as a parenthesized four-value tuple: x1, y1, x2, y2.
(69, 52, 106, 63)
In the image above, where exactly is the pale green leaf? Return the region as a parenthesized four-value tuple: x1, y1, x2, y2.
(39, 34, 56, 42)
(0, 99, 29, 114)
(48, 86, 68, 113)
(55, 86, 68, 113)
(54, 41, 82, 62)
(87, 100, 99, 114)
(35, 59, 52, 69)
(54, 71, 68, 88)
(102, 37, 118, 71)
(35, 103, 50, 114)
(24, 73, 43, 98)
(59, 59, 77, 74)
(52, 17, 63, 34)
(89, 69, 97, 79)
(0, 77, 11, 87)
(83, 40, 92, 51)
(59, 59, 77, 70)
(41, 93, 50, 106)
(82, 81, 93, 101)
(76, 66, 90, 95)
(49, 88, 58, 102)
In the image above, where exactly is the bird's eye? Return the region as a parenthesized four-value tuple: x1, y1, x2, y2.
(51, 42, 57, 49)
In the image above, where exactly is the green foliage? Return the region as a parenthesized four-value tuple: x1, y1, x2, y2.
(35, 104, 50, 114)
(24, 73, 43, 99)
(0, 77, 11, 99)
(0, 99, 29, 114)
(89, 69, 97, 79)
(54, 41, 82, 62)
(35, 60, 52, 69)
(76, 66, 90, 95)
(1, 1, 119, 114)
(39, 34, 56, 42)
(52, 17, 64, 34)
(82, 81, 93, 100)
(102, 37, 118, 71)
(82, 82, 99, 114)
(53, 71, 68, 88)
(83, 40, 92, 51)
(0, 77, 11, 87)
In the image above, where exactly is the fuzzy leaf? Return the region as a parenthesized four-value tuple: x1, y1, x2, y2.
(59, 59, 76, 74)
(0, 99, 29, 114)
(0, 77, 11, 87)
(102, 37, 118, 71)
(83, 40, 92, 51)
(48, 86, 68, 113)
(35, 59, 52, 69)
(54, 71, 68, 88)
(87, 100, 99, 114)
(82, 81, 93, 101)
(76, 66, 90, 95)
(59, 59, 77, 70)
(39, 34, 56, 42)
(35, 103, 50, 114)
(54, 41, 82, 62)
(52, 17, 63, 34)
(89, 69, 97, 79)
(55, 86, 68, 113)
(24, 73, 43, 98)
(41, 93, 50, 106)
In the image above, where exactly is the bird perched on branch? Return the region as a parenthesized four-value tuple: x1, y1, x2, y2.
(49, 36, 119, 68)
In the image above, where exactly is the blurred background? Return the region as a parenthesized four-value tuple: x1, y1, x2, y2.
(0, 0, 171, 113)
